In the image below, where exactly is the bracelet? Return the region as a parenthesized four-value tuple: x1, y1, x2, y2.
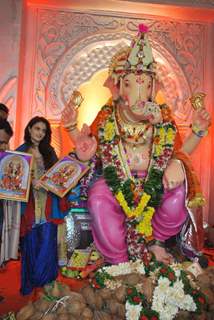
(64, 123, 77, 132)
(192, 124, 208, 138)
(66, 126, 77, 132)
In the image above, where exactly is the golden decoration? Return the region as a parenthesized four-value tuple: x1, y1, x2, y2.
(189, 92, 206, 111)
(68, 90, 84, 109)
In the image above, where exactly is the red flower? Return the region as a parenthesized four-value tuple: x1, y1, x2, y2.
(133, 296, 141, 303)
(198, 296, 205, 304)
(160, 268, 167, 274)
(168, 272, 175, 281)
(127, 288, 133, 295)
(140, 316, 148, 320)
(151, 316, 158, 320)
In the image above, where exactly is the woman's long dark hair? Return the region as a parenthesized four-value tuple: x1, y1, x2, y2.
(24, 116, 58, 169)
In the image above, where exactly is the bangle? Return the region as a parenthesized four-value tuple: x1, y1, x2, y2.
(66, 126, 77, 132)
(64, 123, 77, 132)
(192, 124, 208, 138)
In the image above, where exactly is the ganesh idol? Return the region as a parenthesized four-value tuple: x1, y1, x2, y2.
(61, 24, 211, 265)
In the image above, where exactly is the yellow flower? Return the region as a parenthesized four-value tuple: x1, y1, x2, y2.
(166, 128, 176, 144)
(116, 190, 155, 236)
(135, 205, 155, 236)
(116, 191, 133, 217)
(136, 220, 153, 237)
(154, 144, 163, 156)
(159, 127, 165, 144)
(104, 121, 115, 141)
(145, 206, 155, 217)
(133, 193, 151, 217)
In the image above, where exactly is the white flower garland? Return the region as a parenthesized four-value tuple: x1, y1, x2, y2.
(152, 276, 197, 320)
(103, 260, 145, 277)
(126, 301, 142, 320)
(96, 260, 199, 320)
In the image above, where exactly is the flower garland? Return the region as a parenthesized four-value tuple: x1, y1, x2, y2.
(98, 103, 177, 239)
(92, 257, 207, 320)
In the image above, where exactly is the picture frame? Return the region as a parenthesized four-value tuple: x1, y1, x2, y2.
(39, 155, 89, 198)
(0, 150, 33, 202)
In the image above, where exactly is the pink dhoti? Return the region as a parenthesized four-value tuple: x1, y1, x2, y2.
(152, 184, 188, 241)
(88, 178, 188, 264)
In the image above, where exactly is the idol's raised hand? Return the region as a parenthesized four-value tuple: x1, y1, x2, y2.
(75, 124, 97, 161)
(61, 100, 78, 129)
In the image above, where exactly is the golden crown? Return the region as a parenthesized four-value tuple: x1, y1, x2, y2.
(109, 24, 156, 83)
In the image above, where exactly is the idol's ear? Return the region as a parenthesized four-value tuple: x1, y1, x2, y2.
(103, 76, 113, 89)
(104, 76, 120, 101)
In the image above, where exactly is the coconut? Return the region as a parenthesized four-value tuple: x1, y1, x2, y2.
(33, 298, 54, 312)
(81, 286, 94, 300)
(67, 300, 84, 316)
(57, 314, 70, 320)
(99, 288, 112, 300)
(106, 299, 118, 315)
(81, 307, 93, 319)
(141, 277, 154, 302)
(16, 302, 35, 320)
(123, 273, 141, 286)
(93, 311, 111, 320)
(117, 303, 126, 318)
(68, 291, 86, 303)
(29, 311, 44, 320)
(114, 285, 126, 303)
(94, 292, 103, 310)
(41, 314, 56, 320)
(51, 281, 61, 298)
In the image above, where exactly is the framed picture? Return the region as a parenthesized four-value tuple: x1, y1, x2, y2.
(39, 155, 89, 198)
(0, 150, 33, 202)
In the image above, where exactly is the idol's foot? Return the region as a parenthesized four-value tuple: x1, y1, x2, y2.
(148, 241, 174, 265)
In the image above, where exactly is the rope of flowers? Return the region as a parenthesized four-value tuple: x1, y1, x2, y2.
(91, 257, 206, 320)
(98, 104, 177, 239)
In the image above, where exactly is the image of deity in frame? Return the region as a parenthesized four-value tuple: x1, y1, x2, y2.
(39, 155, 89, 198)
(0, 150, 33, 202)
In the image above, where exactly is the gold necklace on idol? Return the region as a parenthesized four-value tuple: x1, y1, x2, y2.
(115, 106, 152, 148)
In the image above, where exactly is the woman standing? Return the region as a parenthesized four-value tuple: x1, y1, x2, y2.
(17, 117, 69, 295)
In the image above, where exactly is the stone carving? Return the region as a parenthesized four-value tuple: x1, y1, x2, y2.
(47, 33, 190, 128)
(34, 10, 205, 134)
